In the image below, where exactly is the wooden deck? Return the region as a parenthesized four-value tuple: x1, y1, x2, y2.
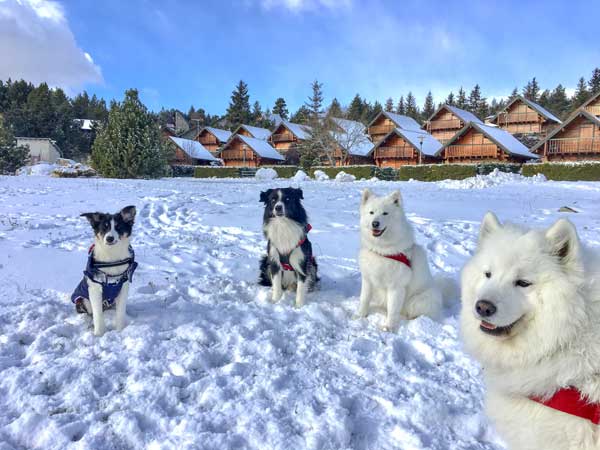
(271, 133, 295, 142)
(585, 105, 600, 116)
(445, 144, 498, 159)
(497, 112, 540, 124)
(428, 119, 462, 130)
(368, 125, 394, 135)
(547, 137, 600, 154)
(375, 147, 415, 158)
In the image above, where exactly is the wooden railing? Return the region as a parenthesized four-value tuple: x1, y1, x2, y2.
(585, 105, 600, 116)
(200, 138, 218, 145)
(498, 112, 540, 124)
(221, 149, 256, 161)
(547, 138, 600, 154)
(375, 147, 414, 158)
(445, 144, 498, 158)
(368, 125, 394, 135)
(428, 119, 461, 130)
(271, 133, 295, 142)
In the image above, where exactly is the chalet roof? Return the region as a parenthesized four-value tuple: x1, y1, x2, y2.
(446, 123, 538, 159)
(168, 136, 218, 161)
(531, 109, 600, 153)
(203, 126, 232, 143)
(427, 105, 483, 125)
(368, 111, 422, 131)
(331, 117, 366, 134)
(277, 120, 312, 140)
(269, 113, 284, 127)
(496, 95, 562, 124)
(373, 128, 443, 157)
(581, 91, 600, 113)
(328, 117, 373, 156)
(234, 124, 272, 140)
(231, 135, 284, 160)
(179, 126, 200, 140)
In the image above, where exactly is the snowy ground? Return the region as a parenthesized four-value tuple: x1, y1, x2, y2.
(1, 173, 600, 450)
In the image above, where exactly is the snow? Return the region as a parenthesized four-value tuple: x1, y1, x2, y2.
(1, 174, 600, 449)
(438, 169, 547, 189)
(17, 160, 96, 177)
(281, 121, 312, 140)
(255, 167, 278, 180)
(203, 127, 232, 143)
(16, 162, 57, 176)
(235, 135, 284, 161)
(169, 137, 217, 162)
(335, 171, 356, 182)
(517, 97, 562, 124)
(238, 125, 272, 140)
(473, 124, 539, 159)
(445, 106, 483, 125)
(392, 128, 443, 157)
(381, 112, 422, 132)
(313, 170, 330, 181)
(292, 170, 310, 181)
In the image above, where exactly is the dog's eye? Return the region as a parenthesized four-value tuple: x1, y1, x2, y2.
(369, 211, 374, 215)
(515, 279, 532, 288)
(485, 271, 491, 279)
(285, 197, 290, 201)
(383, 212, 388, 216)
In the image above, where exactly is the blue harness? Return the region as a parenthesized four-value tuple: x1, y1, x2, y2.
(71, 244, 138, 310)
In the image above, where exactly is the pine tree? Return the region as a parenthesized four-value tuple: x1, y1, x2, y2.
(225, 80, 251, 128)
(422, 91, 435, 120)
(272, 97, 289, 120)
(522, 77, 540, 102)
(467, 85, 482, 113)
(572, 77, 590, 108)
(91, 89, 170, 178)
(347, 94, 366, 122)
(370, 101, 383, 121)
(395, 96, 405, 115)
(445, 91, 455, 106)
(304, 80, 324, 122)
(328, 98, 343, 117)
(405, 92, 419, 120)
(0, 117, 29, 174)
(456, 87, 467, 109)
(384, 97, 394, 112)
(251, 101, 263, 126)
(549, 84, 570, 119)
(538, 90, 551, 109)
(589, 68, 600, 95)
(300, 80, 332, 169)
(290, 105, 311, 124)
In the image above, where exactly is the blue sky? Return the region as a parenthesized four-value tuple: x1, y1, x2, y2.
(1, 0, 599, 115)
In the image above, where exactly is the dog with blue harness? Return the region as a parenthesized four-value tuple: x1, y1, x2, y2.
(73, 205, 137, 336)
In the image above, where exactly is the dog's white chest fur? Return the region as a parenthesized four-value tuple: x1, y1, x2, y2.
(265, 217, 304, 255)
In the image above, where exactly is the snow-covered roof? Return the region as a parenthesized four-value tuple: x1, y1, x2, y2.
(74, 119, 99, 131)
(237, 124, 272, 140)
(331, 117, 366, 134)
(169, 136, 218, 161)
(380, 111, 422, 131)
(396, 129, 443, 156)
(518, 97, 562, 124)
(329, 117, 373, 156)
(269, 114, 284, 126)
(203, 127, 232, 143)
(472, 123, 538, 159)
(444, 105, 483, 125)
(281, 120, 312, 140)
(235, 135, 284, 160)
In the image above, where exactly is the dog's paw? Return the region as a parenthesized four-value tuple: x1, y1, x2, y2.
(352, 312, 368, 320)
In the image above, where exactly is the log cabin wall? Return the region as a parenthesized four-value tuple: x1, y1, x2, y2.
(171, 147, 195, 165)
(238, 128, 253, 138)
(443, 128, 504, 163)
(220, 139, 258, 167)
(542, 116, 600, 162)
(198, 130, 221, 154)
(270, 125, 301, 152)
(331, 146, 373, 166)
(374, 134, 419, 168)
(426, 109, 463, 144)
(368, 116, 396, 143)
(585, 97, 600, 116)
(496, 101, 544, 134)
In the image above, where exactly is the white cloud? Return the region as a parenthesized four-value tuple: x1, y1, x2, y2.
(258, 0, 351, 13)
(0, 0, 102, 90)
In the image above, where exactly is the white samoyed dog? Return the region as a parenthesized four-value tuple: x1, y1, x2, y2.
(461, 212, 600, 450)
(355, 189, 443, 331)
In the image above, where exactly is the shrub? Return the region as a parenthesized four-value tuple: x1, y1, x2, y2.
(477, 163, 521, 175)
(194, 167, 239, 178)
(171, 165, 196, 177)
(397, 164, 477, 181)
(522, 162, 600, 181)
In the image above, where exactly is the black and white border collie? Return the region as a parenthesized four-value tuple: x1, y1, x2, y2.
(259, 188, 318, 307)
(71, 206, 137, 336)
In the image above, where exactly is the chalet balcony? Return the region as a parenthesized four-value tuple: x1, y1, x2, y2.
(200, 138, 219, 145)
(497, 112, 540, 124)
(368, 125, 394, 135)
(445, 144, 498, 159)
(585, 105, 600, 116)
(547, 137, 600, 154)
(428, 119, 462, 131)
(375, 147, 415, 158)
(271, 133, 295, 142)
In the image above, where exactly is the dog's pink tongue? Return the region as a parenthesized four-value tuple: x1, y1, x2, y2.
(481, 321, 497, 330)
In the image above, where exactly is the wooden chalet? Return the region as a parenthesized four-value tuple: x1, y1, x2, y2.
(232, 124, 272, 140)
(329, 117, 374, 166)
(582, 91, 600, 117)
(424, 105, 483, 144)
(372, 129, 442, 168)
(180, 126, 232, 155)
(219, 134, 284, 167)
(442, 123, 538, 164)
(167, 136, 218, 166)
(490, 95, 561, 136)
(367, 111, 422, 144)
(269, 120, 312, 152)
(532, 110, 600, 162)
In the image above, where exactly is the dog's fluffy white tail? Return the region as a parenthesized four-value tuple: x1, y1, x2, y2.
(434, 275, 460, 308)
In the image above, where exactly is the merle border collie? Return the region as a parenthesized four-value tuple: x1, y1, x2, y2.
(259, 188, 318, 307)
(71, 206, 137, 336)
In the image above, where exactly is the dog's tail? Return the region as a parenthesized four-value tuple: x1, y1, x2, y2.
(258, 255, 272, 287)
(434, 274, 460, 309)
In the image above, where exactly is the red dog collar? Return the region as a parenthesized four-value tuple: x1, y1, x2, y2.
(384, 252, 411, 268)
(530, 387, 600, 425)
(281, 224, 312, 271)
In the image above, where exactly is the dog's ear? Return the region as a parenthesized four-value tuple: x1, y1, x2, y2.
(120, 205, 136, 223)
(292, 188, 303, 200)
(80, 212, 101, 227)
(361, 189, 373, 205)
(389, 190, 402, 206)
(260, 189, 272, 204)
(545, 219, 581, 269)
(479, 212, 502, 242)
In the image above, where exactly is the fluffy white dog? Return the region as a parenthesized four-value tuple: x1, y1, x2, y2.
(355, 189, 442, 331)
(461, 212, 600, 450)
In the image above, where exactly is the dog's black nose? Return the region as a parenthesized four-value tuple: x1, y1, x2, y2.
(475, 300, 497, 317)
(372, 220, 380, 228)
(106, 235, 115, 243)
(275, 204, 283, 213)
